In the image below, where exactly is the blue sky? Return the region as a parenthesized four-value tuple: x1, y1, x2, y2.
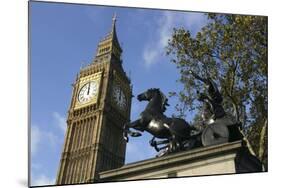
(30, 1, 208, 186)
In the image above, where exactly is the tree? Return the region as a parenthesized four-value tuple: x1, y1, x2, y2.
(166, 14, 268, 169)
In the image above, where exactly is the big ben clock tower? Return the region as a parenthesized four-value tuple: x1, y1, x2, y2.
(56, 15, 132, 184)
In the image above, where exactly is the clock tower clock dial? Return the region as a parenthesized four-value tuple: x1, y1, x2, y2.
(112, 84, 127, 111)
(78, 81, 99, 103)
(74, 72, 102, 109)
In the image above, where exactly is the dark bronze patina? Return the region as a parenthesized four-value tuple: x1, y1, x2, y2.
(189, 70, 225, 122)
(123, 88, 201, 156)
(124, 72, 243, 156)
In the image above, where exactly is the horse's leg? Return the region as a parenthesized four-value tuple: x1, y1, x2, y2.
(128, 119, 143, 136)
(123, 122, 130, 142)
(168, 134, 181, 153)
(150, 138, 170, 157)
(149, 137, 169, 152)
(150, 138, 169, 146)
(123, 119, 144, 142)
(123, 121, 139, 142)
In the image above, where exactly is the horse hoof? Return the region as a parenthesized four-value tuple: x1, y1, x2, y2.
(132, 132, 142, 137)
(150, 140, 156, 146)
(123, 136, 129, 142)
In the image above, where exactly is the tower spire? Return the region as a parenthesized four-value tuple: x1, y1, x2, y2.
(111, 12, 118, 40)
(112, 12, 117, 32)
(94, 14, 122, 60)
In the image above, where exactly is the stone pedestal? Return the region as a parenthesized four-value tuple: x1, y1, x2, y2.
(98, 141, 262, 182)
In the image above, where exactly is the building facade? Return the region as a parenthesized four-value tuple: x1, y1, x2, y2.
(56, 15, 132, 185)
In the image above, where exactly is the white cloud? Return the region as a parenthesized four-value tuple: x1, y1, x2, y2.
(53, 112, 67, 133)
(31, 112, 65, 184)
(31, 126, 41, 156)
(142, 11, 207, 67)
(45, 131, 59, 147)
(143, 46, 159, 67)
(185, 12, 209, 32)
(31, 162, 42, 171)
(30, 123, 60, 156)
(31, 174, 55, 186)
(30, 112, 67, 186)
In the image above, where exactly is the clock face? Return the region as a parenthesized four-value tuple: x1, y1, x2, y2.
(78, 81, 99, 103)
(113, 84, 126, 110)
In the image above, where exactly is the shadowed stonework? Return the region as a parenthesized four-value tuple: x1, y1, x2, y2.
(99, 141, 262, 181)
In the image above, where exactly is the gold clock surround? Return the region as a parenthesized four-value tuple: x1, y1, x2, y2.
(74, 71, 102, 109)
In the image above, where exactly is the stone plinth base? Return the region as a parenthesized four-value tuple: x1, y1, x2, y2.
(99, 141, 262, 182)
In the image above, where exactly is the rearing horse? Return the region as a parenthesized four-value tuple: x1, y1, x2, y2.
(123, 88, 197, 154)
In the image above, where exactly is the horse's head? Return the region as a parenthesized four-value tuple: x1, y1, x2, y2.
(137, 88, 157, 101)
(137, 88, 169, 112)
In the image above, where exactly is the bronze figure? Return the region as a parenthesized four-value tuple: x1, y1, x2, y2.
(123, 88, 200, 156)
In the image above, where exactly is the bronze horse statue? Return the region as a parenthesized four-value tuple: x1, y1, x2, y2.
(123, 88, 199, 155)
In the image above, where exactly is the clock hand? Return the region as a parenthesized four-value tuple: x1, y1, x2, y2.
(119, 88, 121, 100)
(87, 83, 90, 95)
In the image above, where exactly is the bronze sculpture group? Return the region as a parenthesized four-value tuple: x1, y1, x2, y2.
(123, 70, 243, 156)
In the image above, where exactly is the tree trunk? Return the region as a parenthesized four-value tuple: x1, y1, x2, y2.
(239, 128, 257, 156)
(258, 118, 267, 160)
